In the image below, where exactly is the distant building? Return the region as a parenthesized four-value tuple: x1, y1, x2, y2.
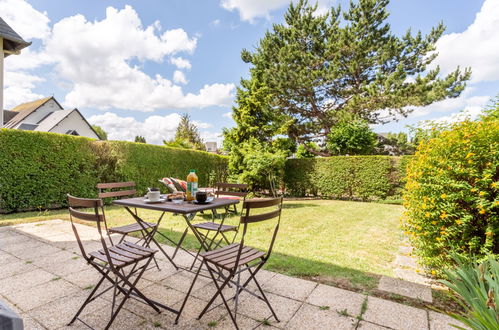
(2, 96, 100, 139)
(205, 141, 218, 153)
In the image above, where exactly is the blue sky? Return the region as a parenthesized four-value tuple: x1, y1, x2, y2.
(1, 0, 498, 144)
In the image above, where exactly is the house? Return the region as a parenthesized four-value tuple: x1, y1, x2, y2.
(2, 96, 100, 139)
(205, 141, 218, 153)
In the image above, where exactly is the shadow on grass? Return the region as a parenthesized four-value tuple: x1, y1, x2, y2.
(153, 226, 380, 292)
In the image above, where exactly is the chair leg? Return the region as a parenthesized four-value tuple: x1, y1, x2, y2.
(173, 228, 188, 259)
(201, 264, 239, 329)
(175, 258, 203, 324)
(247, 267, 280, 322)
(105, 258, 159, 329)
(68, 269, 110, 325)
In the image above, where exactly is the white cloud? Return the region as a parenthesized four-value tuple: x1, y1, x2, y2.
(89, 112, 180, 144)
(3, 71, 45, 108)
(432, 0, 499, 83)
(222, 111, 232, 118)
(173, 70, 188, 84)
(2, 2, 235, 112)
(89, 112, 215, 145)
(211, 19, 221, 26)
(220, 0, 334, 22)
(169, 56, 192, 70)
(411, 90, 490, 118)
(0, 0, 51, 40)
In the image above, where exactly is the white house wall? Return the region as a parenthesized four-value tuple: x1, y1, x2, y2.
(18, 98, 62, 126)
(49, 111, 99, 139)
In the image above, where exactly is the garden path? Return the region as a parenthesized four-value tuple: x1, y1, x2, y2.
(0, 220, 463, 329)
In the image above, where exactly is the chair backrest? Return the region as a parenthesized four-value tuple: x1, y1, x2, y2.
(238, 197, 283, 262)
(215, 182, 249, 198)
(67, 194, 113, 266)
(97, 181, 136, 199)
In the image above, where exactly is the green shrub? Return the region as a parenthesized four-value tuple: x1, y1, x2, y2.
(403, 119, 499, 273)
(441, 255, 499, 330)
(284, 156, 409, 201)
(0, 129, 228, 213)
(0, 129, 98, 212)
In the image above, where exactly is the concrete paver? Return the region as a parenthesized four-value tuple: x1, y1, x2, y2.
(363, 296, 429, 330)
(378, 276, 433, 303)
(306, 284, 366, 316)
(0, 220, 456, 329)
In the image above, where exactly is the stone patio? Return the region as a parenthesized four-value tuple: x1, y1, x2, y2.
(0, 220, 463, 329)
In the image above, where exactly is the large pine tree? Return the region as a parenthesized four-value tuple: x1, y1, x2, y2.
(224, 0, 471, 156)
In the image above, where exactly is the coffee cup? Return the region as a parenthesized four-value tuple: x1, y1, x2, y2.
(147, 190, 160, 201)
(196, 191, 207, 203)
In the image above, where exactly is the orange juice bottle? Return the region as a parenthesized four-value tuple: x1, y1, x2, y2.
(186, 169, 198, 201)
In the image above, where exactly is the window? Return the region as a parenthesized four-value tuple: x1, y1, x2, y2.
(66, 130, 79, 136)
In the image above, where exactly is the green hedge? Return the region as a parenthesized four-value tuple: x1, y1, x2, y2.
(284, 156, 411, 201)
(0, 129, 228, 213)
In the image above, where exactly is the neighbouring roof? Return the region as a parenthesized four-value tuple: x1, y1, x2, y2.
(0, 17, 31, 57)
(34, 109, 73, 132)
(4, 96, 60, 129)
(2, 110, 17, 125)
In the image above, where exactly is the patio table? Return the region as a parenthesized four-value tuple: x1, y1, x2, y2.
(112, 197, 240, 270)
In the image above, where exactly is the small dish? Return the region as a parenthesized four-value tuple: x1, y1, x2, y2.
(144, 198, 166, 204)
(193, 197, 214, 204)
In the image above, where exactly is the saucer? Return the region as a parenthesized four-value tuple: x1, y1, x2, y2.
(144, 198, 166, 204)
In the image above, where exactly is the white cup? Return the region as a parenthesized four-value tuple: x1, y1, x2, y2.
(147, 191, 160, 201)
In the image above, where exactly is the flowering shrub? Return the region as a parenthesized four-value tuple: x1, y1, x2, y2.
(403, 117, 499, 274)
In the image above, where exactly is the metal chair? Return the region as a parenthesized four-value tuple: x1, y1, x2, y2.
(186, 183, 249, 269)
(177, 197, 283, 329)
(66, 194, 160, 330)
(97, 181, 157, 245)
(215, 183, 249, 215)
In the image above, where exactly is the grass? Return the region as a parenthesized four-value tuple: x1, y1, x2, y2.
(0, 199, 403, 292)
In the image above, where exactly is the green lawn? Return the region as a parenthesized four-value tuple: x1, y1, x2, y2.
(0, 199, 403, 292)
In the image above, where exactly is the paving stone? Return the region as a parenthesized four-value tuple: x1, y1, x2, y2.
(0, 259, 37, 280)
(63, 305, 146, 330)
(306, 284, 366, 317)
(20, 314, 46, 330)
(398, 245, 413, 255)
(394, 268, 432, 285)
(263, 273, 317, 301)
(428, 311, 469, 330)
(363, 296, 428, 330)
(0, 237, 46, 255)
(7, 242, 61, 260)
(162, 269, 211, 293)
(0, 251, 18, 266)
(0, 268, 54, 295)
(173, 296, 227, 329)
(5, 278, 80, 311)
(142, 260, 180, 282)
(356, 321, 391, 329)
(216, 314, 270, 329)
(64, 268, 103, 289)
(378, 276, 433, 303)
(286, 303, 357, 330)
(394, 255, 418, 269)
(29, 291, 109, 329)
(237, 291, 302, 324)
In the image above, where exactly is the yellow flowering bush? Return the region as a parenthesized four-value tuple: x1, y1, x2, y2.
(403, 116, 499, 274)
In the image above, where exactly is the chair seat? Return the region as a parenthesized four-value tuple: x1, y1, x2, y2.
(193, 222, 237, 232)
(108, 221, 156, 235)
(201, 243, 265, 270)
(90, 241, 156, 268)
(218, 195, 240, 200)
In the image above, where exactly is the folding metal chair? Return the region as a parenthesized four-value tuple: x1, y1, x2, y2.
(66, 194, 160, 330)
(214, 183, 249, 215)
(97, 182, 157, 245)
(177, 197, 283, 329)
